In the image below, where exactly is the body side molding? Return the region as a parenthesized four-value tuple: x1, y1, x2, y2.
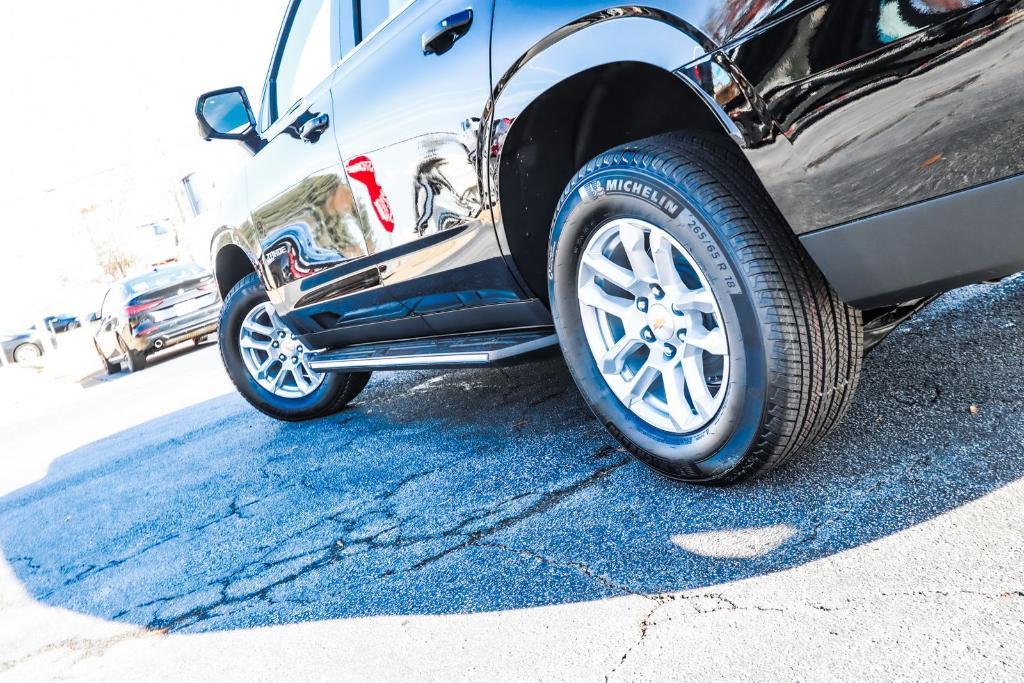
(801, 173, 1024, 309)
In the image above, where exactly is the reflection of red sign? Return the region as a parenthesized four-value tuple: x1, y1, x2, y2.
(287, 249, 313, 279)
(346, 155, 395, 233)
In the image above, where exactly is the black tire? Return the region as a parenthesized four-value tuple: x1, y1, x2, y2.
(116, 334, 147, 372)
(549, 132, 863, 485)
(95, 342, 120, 375)
(125, 348, 147, 373)
(12, 343, 42, 364)
(219, 272, 372, 421)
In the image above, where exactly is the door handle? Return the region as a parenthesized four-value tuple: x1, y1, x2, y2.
(298, 112, 330, 142)
(422, 9, 473, 55)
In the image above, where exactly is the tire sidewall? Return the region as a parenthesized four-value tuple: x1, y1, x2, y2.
(13, 343, 41, 363)
(550, 167, 769, 481)
(219, 274, 350, 420)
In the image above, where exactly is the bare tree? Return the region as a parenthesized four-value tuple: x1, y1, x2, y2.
(80, 204, 136, 279)
(94, 238, 136, 279)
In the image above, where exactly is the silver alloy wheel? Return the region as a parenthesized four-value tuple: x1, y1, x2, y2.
(577, 218, 730, 434)
(238, 302, 324, 399)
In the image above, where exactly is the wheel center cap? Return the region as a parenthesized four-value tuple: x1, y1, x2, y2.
(646, 304, 675, 341)
(279, 336, 299, 356)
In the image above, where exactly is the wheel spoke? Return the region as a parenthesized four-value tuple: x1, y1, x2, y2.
(291, 366, 312, 393)
(681, 348, 715, 419)
(243, 319, 275, 338)
(601, 336, 643, 375)
(685, 325, 727, 355)
(581, 252, 635, 290)
(272, 365, 287, 390)
(578, 281, 634, 320)
(623, 360, 660, 406)
(674, 287, 717, 314)
(661, 360, 693, 430)
(619, 221, 657, 283)
(255, 355, 275, 380)
(649, 231, 687, 295)
(240, 336, 271, 351)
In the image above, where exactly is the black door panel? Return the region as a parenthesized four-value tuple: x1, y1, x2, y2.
(329, 0, 532, 331)
(248, 86, 387, 321)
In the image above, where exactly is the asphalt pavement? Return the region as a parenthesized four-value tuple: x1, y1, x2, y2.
(1, 276, 1023, 680)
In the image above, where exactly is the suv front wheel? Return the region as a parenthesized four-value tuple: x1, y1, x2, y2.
(219, 272, 372, 421)
(549, 133, 863, 485)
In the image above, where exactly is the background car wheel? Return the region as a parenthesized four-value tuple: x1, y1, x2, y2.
(219, 272, 372, 421)
(12, 343, 42, 364)
(117, 336, 147, 372)
(549, 132, 863, 485)
(94, 342, 120, 375)
(125, 348, 147, 373)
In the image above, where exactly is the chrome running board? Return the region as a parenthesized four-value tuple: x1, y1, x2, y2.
(308, 329, 558, 372)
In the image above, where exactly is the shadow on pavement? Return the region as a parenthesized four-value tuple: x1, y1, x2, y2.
(78, 337, 218, 389)
(1, 278, 1022, 633)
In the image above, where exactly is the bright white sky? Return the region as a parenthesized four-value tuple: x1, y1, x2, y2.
(0, 1, 287, 325)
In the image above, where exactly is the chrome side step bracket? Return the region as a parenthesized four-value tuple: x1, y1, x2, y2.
(308, 329, 559, 372)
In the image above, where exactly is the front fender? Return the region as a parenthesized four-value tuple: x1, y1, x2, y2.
(209, 225, 258, 270)
(487, 5, 769, 162)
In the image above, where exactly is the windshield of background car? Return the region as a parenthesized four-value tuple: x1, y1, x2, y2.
(123, 264, 205, 296)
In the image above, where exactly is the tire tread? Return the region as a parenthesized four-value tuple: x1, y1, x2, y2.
(553, 133, 863, 483)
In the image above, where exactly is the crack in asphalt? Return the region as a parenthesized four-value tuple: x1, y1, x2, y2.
(604, 598, 671, 682)
(0, 629, 158, 674)
(480, 541, 644, 597)
(402, 457, 631, 574)
(81, 453, 630, 632)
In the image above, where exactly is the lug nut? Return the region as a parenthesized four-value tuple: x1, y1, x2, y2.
(651, 284, 665, 299)
(292, 356, 298, 364)
(278, 330, 287, 338)
(637, 298, 648, 313)
(641, 326, 655, 342)
(278, 354, 286, 361)
(663, 343, 676, 359)
(677, 329, 687, 342)
(272, 341, 279, 348)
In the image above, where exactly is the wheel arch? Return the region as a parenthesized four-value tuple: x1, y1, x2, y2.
(211, 228, 260, 299)
(489, 11, 772, 302)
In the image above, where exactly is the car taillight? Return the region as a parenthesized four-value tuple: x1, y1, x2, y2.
(125, 299, 164, 316)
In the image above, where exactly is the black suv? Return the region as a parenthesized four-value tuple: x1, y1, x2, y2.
(196, 0, 1024, 484)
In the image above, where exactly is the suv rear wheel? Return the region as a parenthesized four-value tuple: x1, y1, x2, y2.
(549, 133, 863, 484)
(219, 272, 372, 421)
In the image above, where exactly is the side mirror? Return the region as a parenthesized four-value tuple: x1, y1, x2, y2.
(195, 87, 263, 152)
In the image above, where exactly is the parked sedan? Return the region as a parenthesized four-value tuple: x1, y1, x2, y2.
(39, 314, 81, 333)
(94, 263, 220, 373)
(1, 329, 51, 364)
